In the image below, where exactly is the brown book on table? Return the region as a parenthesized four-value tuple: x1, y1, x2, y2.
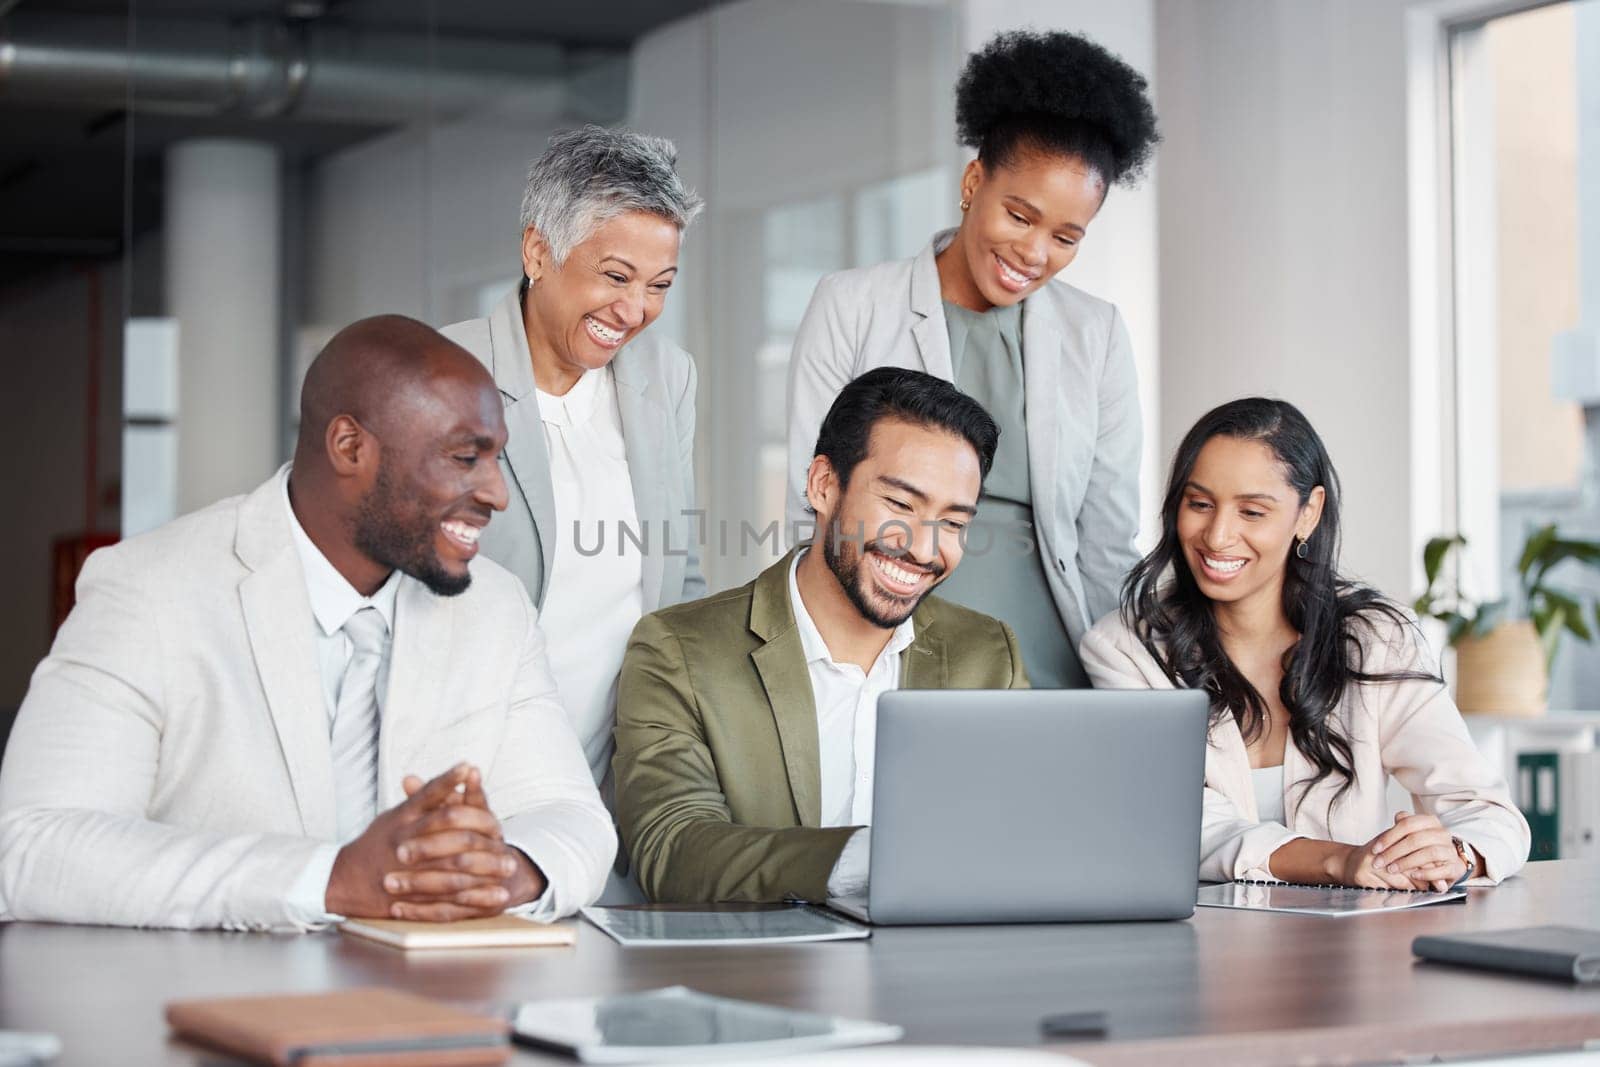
(340, 914, 577, 950)
(165, 987, 510, 1066)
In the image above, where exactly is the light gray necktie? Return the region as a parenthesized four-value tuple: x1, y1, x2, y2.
(331, 606, 388, 842)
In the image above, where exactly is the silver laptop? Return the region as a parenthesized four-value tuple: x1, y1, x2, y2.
(828, 689, 1209, 925)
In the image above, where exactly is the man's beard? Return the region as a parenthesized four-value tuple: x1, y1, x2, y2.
(820, 526, 942, 628)
(353, 459, 471, 597)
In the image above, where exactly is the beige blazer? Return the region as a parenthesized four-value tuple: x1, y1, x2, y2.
(0, 469, 616, 931)
(1080, 611, 1530, 885)
(785, 230, 1141, 652)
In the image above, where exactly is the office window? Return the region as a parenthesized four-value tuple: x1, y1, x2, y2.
(854, 168, 949, 266)
(1448, 0, 1598, 704)
(757, 195, 848, 529)
(121, 319, 180, 539)
(749, 171, 953, 548)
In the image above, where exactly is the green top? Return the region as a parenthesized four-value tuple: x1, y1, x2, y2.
(944, 299, 1029, 505)
(940, 299, 1087, 688)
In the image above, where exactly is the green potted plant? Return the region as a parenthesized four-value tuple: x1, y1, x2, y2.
(1413, 523, 1600, 715)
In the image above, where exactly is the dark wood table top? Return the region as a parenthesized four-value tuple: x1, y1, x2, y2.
(4, 860, 1599, 1065)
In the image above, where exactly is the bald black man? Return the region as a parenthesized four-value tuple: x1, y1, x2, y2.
(0, 316, 615, 931)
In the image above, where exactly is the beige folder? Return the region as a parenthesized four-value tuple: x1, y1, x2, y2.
(166, 987, 510, 1066)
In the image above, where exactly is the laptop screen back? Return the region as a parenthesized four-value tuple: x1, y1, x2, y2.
(864, 688, 1209, 924)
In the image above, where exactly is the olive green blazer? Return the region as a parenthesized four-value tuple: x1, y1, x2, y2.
(613, 550, 1028, 904)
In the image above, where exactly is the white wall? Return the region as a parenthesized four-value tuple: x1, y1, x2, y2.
(304, 93, 568, 342)
(1155, 0, 1415, 599)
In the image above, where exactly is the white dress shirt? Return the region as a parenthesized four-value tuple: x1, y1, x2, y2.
(534, 366, 646, 789)
(280, 477, 555, 924)
(787, 550, 915, 896)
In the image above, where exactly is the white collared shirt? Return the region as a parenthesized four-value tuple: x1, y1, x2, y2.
(787, 549, 916, 895)
(532, 366, 645, 790)
(283, 477, 403, 722)
(278, 472, 558, 924)
(281, 472, 399, 924)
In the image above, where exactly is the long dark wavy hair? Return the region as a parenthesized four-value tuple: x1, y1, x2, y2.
(1122, 398, 1440, 803)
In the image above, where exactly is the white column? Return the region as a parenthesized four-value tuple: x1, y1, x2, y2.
(1579, 3, 1600, 333)
(1449, 26, 1501, 599)
(165, 139, 281, 513)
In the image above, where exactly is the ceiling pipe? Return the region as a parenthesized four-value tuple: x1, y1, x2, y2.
(0, 12, 610, 123)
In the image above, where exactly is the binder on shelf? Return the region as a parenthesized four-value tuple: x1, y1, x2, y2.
(1517, 751, 1560, 861)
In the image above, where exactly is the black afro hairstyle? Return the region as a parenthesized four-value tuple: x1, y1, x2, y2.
(955, 30, 1159, 189)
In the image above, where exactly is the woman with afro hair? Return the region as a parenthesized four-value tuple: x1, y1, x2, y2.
(786, 30, 1159, 687)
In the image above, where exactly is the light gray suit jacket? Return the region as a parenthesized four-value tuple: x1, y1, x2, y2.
(0, 470, 616, 931)
(441, 289, 706, 614)
(785, 230, 1142, 651)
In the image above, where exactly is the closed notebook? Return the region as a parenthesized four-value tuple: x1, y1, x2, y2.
(340, 915, 577, 950)
(165, 987, 511, 1066)
(1412, 925, 1600, 982)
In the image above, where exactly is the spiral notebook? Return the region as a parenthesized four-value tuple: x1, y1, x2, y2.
(1196, 879, 1467, 917)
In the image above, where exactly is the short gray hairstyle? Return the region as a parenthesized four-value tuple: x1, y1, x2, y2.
(519, 125, 704, 267)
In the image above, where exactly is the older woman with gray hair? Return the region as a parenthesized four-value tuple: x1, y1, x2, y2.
(441, 125, 705, 806)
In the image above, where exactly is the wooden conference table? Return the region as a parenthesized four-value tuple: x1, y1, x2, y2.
(3, 860, 1599, 1066)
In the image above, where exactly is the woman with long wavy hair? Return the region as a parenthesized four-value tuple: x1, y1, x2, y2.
(1081, 398, 1529, 889)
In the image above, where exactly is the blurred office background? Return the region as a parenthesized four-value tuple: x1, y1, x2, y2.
(2, 0, 1596, 741)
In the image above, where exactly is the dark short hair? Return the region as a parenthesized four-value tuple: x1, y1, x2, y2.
(812, 367, 999, 494)
(956, 30, 1159, 187)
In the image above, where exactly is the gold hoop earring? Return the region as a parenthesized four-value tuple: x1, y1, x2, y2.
(1296, 537, 1309, 560)
(959, 197, 971, 212)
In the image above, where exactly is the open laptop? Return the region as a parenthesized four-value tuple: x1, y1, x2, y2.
(827, 688, 1210, 925)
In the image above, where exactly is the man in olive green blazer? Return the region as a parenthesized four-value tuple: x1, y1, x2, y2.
(614, 368, 1027, 904)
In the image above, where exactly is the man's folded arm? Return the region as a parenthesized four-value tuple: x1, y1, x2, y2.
(485, 583, 618, 918)
(0, 556, 326, 931)
(613, 613, 856, 904)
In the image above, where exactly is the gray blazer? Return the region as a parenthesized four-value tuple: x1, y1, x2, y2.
(441, 288, 706, 614)
(784, 230, 1141, 652)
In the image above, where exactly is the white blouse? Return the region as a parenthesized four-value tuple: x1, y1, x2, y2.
(535, 367, 645, 789)
(1080, 610, 1531, 884)
(1251, 765, 1286, 826)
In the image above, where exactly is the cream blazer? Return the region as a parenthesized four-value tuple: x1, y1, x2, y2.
(0, 469, 617, 931)
(784, 230, 1141, 652)
(1080, 611, 1530, 885)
